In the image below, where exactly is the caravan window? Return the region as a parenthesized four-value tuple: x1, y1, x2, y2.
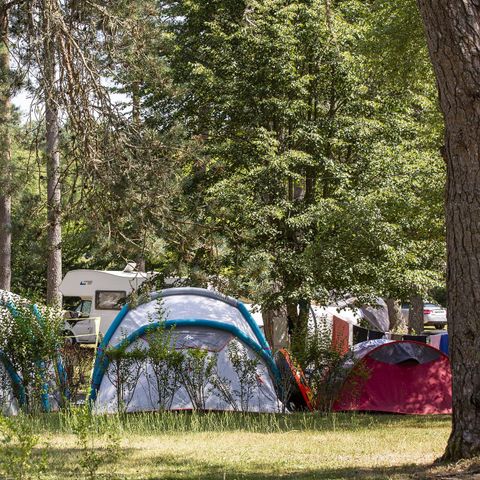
(95, 291, 126, 310)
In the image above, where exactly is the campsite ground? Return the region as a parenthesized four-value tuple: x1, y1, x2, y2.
(18, 412, 472, 479)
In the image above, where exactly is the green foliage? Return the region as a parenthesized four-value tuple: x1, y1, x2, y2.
(4, 0, 446, 366)
(0, 294, 64, 413)
(70, 405, 121, 480)
(145, 325, 184, 410)
(60, 344, 95, 406)
(147, 0, 446, 356)
(227, 340, 260, 412)
(295, 316, 369, 412)
(179, 348, 217, 410)
(105, 343, 146, 413)
(0, 414, 47, 480)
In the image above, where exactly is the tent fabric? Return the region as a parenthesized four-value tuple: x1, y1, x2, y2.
(352, 325, 387, 345)
(105, 288, 268, 354)
(95, 328, 278, 413)
(91, 288, 280, 413)
(359, 298, 389, 332)
(352, 339, 393, 360)
(368, 330, 385, 340)
(429, 334, 442, 350)
(167, 327, 233, 352)
(352, 325, 368, 344)
(334, 340, 452, 414)
(440, 335, 449, 355)
(331, 315, 351, 354)
(402, 334, 427, 343)
(430, 333, 449, 356)
(369, 341, 440, 364)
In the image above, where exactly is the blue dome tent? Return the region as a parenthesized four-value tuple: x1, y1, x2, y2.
(91, 288, 281, 412)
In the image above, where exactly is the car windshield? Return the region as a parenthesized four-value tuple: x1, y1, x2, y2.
(424, 303, 442, 309)
(75, 300, 92, 315)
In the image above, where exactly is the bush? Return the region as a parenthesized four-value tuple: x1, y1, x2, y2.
(178, 348, 217, 410)
(60, 344, 95, 406)
(227, 341, 260, 412)
(145, 326, 184, 410)
(70, 405, 120, 480)
(0, 414, 47, 480)
(294, 316, 369, 412)
(105, 344, 146, 413)
(0, 294, 64, 413)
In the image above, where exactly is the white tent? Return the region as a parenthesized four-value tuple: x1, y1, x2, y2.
(91, 288, 281, 413)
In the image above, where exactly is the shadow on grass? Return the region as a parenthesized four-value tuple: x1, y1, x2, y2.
(137, 454, 437, 480)
(34, 446, 465, 480)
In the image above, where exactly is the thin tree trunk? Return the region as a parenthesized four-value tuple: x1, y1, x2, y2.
(408, 295, 423, 334)
(262, 305, 289, 351)
(0, 5, 11, 292)
(416, 0, 480, 460)
(288, 300, 309, 360)
(132, 81, 146, 271)
(43, 1, 62, 306)
(135, 256, 145, 272)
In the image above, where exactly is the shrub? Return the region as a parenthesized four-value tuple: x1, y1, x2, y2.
(0, 414, 47, 480)
(294, 316, 369, 412)
(0, 295, 64, 413)
(70, 405, 120, 480)
(227, 341, 260, 412)
(105, 344, 146, 413)
(60, 344, 95, 406)
(178, 348, 217, 410)
(145, 326, 184, 410)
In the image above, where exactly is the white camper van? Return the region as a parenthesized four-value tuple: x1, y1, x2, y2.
(60, 265, 154, 343)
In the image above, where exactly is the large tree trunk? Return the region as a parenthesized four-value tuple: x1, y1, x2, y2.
(0, 6, 11, 292)
(417, 0, 480, 460)
(408, 295, 423, 334)
(43, 2, 62, 306)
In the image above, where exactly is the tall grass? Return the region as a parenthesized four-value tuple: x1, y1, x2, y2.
(26, 410, 450, 436)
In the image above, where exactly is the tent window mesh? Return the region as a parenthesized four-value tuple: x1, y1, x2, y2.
(169, 328, 233, 352)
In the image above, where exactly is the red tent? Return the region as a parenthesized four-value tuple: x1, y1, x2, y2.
(334, 340, 452, 414)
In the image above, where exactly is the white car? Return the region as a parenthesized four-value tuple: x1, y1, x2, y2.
(401, 302, 447, 329)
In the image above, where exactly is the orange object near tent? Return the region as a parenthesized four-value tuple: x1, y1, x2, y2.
(276, 348, 315, 411)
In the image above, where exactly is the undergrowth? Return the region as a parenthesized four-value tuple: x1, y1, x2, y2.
(25, 410, 450, 436)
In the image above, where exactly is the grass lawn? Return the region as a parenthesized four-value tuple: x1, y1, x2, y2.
(11, 412, 460, 480)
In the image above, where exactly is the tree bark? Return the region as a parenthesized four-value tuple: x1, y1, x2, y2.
(386, 298, 404, 332)
(416, 0, 480, 460)
(288, 300, 309, 360)
(135, 256, 145, 272)
(43, 1, 62, 306)
(408, 295, 423, 334)
(262, 305, 290, 351)
(0, 5, 11, 292)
